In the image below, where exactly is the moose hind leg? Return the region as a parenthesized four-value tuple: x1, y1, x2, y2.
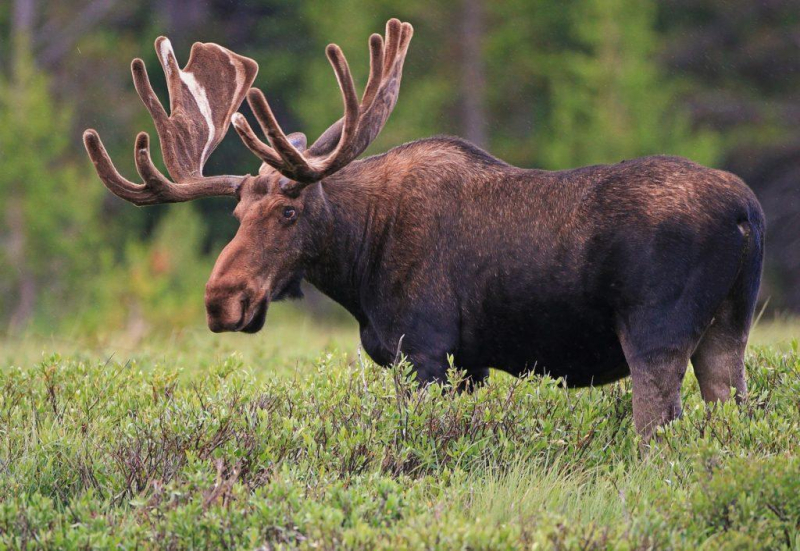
(691, 227, 761, 404)
(691, 298, 749, 404)
(623, 345, 691, 442)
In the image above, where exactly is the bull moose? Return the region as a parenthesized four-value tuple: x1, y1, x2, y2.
(83, 19, 764, 441)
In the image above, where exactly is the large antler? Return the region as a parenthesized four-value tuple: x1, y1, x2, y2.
(83, 38, 258, 205)
(231, 18, 413, 193)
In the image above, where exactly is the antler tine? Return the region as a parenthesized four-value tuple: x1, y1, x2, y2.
(84, 129, 155, 205)
(131, 59, 169, 132)
(83, 129, 241, 206)
(396, 21, 414, 70)
(233, 43, 361, 186)
(134, 131, 175, 189)
(382, 18, 402, 76)
(230, 94, 316, 182)
(239, 89, 315, 178)
(351, 20, 413, 148)
(230, 112, 285, 169)
(307, 37, 379, 158)
(310, 44, 362, 175)
(232, 19, 413, 192)
(361, 33, 385, 107)
(154, 36, 183, 114)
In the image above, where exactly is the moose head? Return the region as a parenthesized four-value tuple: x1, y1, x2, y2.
(84, 19, 413, 334)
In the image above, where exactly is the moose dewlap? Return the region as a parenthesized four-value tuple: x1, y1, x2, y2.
(83, 18, 765, 442)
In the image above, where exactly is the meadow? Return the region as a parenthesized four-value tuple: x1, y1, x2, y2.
(1, 306, 798, 549)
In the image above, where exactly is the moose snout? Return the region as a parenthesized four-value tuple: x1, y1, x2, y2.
(204, 279, 252, 333)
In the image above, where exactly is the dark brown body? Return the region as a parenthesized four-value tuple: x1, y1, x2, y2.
(274, 137, 763, 438)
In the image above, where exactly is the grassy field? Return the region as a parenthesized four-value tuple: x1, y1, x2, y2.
(1, 307, 799, 549)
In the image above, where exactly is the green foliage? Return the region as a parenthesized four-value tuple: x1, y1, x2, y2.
(0, 345, 798, 548)
(98, 206, 213, 336)
(0, 36, 106, 330)
(539, 0, 720, 168)
(295, 0, 460, 152)
(677, 456, 800, 548)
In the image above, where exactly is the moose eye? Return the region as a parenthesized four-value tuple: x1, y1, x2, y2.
(282, 206, 297, 221)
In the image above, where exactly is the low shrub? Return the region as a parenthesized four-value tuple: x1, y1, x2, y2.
(0, 345, 797, 548)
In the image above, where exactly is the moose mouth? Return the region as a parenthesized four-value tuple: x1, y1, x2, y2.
(238, 298, 268, 333)
(229, 273, 304, 333)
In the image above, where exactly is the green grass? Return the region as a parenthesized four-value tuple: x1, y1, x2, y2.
(1, 311, 799, 549)
(2, 302, 360, 381)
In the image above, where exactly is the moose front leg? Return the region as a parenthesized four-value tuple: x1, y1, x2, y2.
(410, 356, 488, 393)
(397, 313, 462, 386)
(359, 324, 395, 367)
(406, 352, 450, 385)
(388, 341, 484, 391)
(363, 304, 467, 387)
(360, 324, 448, 382)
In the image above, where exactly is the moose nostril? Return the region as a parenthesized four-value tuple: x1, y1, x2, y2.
(204, 285, 251, 332)
(205, 293, 225, 317)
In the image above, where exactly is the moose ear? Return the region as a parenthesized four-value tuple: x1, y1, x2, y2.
(287, 132, 307, 151)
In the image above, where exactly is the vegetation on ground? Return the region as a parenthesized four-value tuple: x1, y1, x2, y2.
(1, 320, 798, 549)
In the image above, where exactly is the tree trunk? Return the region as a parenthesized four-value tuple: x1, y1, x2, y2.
(38, 0, 123, 67)
(13, 0, 35, 34)
(7, 0, 37, 331)
(459, 0, 487, 148)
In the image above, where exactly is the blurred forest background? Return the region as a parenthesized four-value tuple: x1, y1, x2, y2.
(1, 0, 798, 342)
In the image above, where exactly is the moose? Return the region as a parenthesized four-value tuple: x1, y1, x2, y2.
(83, 19, 764, 441)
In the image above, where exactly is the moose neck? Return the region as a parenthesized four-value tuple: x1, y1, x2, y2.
(299, 137, 515, 323)
(302, 157, 397, 323)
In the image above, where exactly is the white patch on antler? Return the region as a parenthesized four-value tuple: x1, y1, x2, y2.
(231, 112, 246, 130)
(179, 70, 215, 166)
(159, 38, 174, 76)
(159, 38, 216, 168)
